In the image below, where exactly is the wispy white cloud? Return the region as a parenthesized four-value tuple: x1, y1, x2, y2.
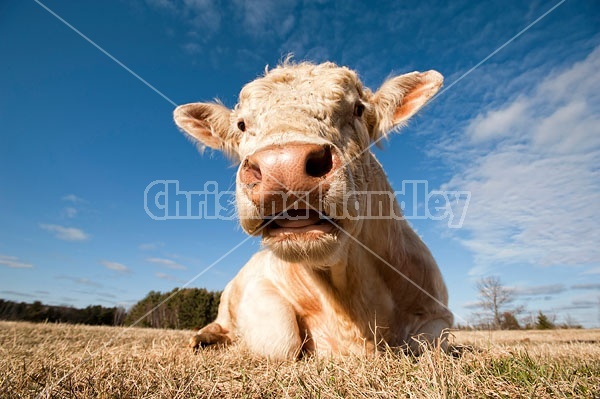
(62, 194, 84, 203)
(60, 194, 84, 219)
(554, 298, 598, 311)
(231, 0, 297, 38)
(100, 260, 131, 274)
(467, 99, 529, 143)
(146, 0, 221, 35)
(145, 0, 228, 63)
(145, 0, 177, 12)
(146, 257, 187, 270)
(62, 207, 78, 218)
(571, 299, 598, 309)
(0, 255, 33, 269)
(511, 284, 567, 296)
(56, 275, 102, 288)
(462, 300, 481, 309)
(138, 242, 164, 251)
(145, 0, 329, 67)
(40, 224, 90, 241)
(581, 266, 600, 275)
(0, 290, 34, 298)
(181, 42, 201, 55)
(440, 46, 600, 274)
(571, 283, 600, 290)
(155, 272, 184, 282)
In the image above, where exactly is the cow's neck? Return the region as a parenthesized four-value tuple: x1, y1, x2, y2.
(326, 154, 405, 294)
(359, 155, 405, 266)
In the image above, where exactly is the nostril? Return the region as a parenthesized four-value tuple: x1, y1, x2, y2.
(241, 158, 262, 187)
(305, 145, 333, 178)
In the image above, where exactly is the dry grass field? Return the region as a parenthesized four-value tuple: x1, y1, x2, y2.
(1, 321, 598, 398)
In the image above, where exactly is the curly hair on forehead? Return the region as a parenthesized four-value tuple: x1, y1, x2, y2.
(239, 61, 369, 105)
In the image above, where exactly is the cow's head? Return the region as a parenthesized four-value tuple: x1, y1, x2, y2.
(174, 62, 442, 266)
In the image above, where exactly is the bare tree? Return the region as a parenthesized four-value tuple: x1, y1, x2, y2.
(561, 313, 581, 329)
(475, 276, 522, 329)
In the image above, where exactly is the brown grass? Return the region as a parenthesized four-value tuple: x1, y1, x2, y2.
(1, 321, 599, 398)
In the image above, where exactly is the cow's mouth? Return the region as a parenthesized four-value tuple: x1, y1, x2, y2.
(262, 209, 337, 239)
(258, 207, 345, 263)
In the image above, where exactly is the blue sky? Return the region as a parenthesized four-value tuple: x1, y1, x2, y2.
(1, 0, 599, 327)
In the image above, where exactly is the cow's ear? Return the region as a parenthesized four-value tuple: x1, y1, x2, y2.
(174, 102, 238, 159)
(367, 70, 443, 141)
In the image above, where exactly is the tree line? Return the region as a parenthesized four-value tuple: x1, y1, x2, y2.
(1, 280, 585, 331)
(0, 287, 221, 330)
(124, 287, 220, 329)
(0, 299, 126, 326)
(458, 276, 583, 330)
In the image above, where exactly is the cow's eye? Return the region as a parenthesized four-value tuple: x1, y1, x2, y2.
(237, 120, 246, 132)
(354, 102, 365, 118)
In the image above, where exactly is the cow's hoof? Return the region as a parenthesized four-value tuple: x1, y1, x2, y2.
(189, 323, 231, 352)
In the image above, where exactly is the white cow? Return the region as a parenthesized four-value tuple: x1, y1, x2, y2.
(174, 61, 453, 359)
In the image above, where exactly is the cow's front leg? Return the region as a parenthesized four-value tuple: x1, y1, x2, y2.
(190, 280, 235, 351)
(237, 279, 302, 360)
(190, 322, 231, 350)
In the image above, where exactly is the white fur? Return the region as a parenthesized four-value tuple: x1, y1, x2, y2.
(176, 62, 452, 359)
